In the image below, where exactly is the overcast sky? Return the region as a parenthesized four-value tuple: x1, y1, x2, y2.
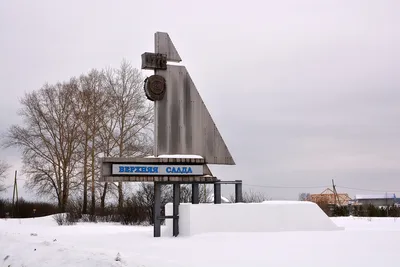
(0, 0, 399, 200)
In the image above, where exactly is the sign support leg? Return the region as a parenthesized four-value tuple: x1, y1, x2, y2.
(173, 183, 180, 237)
(192, 183, 199, 204)
(214, 183, 221, 204)
(154, 182, 161, 237)
(235, 180, 243, 203)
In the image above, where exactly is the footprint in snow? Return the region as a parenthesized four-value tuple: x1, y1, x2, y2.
(41, 241, 51, 246)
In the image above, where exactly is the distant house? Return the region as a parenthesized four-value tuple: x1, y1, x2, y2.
(354, 193, 397, 207)
(310, 188, 352, 206)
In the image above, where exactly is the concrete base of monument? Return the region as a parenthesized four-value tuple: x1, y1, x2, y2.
(163, 201, 344, 236)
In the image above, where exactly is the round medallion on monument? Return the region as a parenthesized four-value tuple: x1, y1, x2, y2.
(144, 75, 166, 101)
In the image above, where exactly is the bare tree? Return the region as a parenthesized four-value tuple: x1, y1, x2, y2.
(2, 60, 151, 216)
(298, 192, 311, 201)
(94, 80, 120, 215)
(178, 184, 213, 203)
(199, 184, 213, 203)
(242, 190, 269, 203)
(229, 189, 269, 203)
(76, 70, 109, 215)
(104, 60, 153, 211)
(73, 63, 152, 216)
(75, 78, 91, 214)
(96, 91, 120, 214)
(133, 183, 172, 224)
(3, 80, 82, 211)
(0, 160, 10, 192)
(180, 185, 192, 203)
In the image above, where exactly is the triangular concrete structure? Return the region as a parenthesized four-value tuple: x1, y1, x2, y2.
(155, 32, 182, 63)
(153, 32, 235, 165)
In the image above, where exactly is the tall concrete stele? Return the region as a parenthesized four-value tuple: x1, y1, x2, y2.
(101, 32, 241, 237)
(144, 32, 235, 165)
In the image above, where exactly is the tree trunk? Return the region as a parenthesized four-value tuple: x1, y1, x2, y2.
(118, 117, 124, 212)
(62, 196, 68, 213)
(90, 138, 96, 216)
(62, 168, 69, 213)
(100, 182, 108, 216)
(61, 188, 68, 213)
(118, 182, 123, 212)
(82, 131, 89, 214)
(58, 197, 63, 213)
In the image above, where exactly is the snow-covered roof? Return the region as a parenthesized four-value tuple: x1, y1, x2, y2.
(355, 193, 397, 200)
(145, 154, 204, 159)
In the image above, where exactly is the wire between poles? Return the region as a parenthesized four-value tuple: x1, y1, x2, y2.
(243, 184, 330, 189)
(242, 183, 400, 193)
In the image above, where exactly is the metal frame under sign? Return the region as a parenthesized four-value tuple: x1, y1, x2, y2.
(112, 164, 204, 176)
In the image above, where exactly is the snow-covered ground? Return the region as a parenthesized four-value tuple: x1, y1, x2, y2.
(1, 215, 399, 267)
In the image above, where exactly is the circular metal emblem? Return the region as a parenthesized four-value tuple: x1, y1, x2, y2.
(144, 75, 166, 101)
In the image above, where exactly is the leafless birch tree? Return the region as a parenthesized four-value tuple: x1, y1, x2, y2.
(0, 160, 10, 192)
(2, 60, 152, 215)
(76, 70, 109, 215)
(3, 80, 82, 211)
(104, 60, 153, 211)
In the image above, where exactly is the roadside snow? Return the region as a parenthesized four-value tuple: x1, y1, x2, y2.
(1, 215, 400, 267)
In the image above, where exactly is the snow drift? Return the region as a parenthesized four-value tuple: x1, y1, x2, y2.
(164, 201, 343, 236)
(2, 215, 400, 266)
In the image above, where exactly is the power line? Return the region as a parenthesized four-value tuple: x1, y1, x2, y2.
(336, 185, 400, 193)
(242, 183, 400, 193)
(243, 183, 330, 189)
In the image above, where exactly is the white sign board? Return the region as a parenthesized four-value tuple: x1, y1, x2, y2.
(112, 164, 203, 176)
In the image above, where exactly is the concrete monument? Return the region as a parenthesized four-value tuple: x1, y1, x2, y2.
(101, 32, 241, 237)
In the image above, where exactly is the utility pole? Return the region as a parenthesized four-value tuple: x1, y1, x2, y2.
(386, 192, 389, 217)
(12, 170, 18, 218)
(332, 179, 341, 206)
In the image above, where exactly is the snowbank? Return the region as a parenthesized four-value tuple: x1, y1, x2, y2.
(207, 194, 231, 203)
(164, 201, 342, 236)
(1, 216, 400, 267)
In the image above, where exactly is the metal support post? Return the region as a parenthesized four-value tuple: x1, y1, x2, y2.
(192, 183, 199, 204)
(173, 183, 180, 237)
(214, 183, 221, 204)
(153, 182, 161, 237)
(235, 180, 243, 203)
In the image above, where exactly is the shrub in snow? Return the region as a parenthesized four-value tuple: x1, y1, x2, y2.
(119, 200, 145, 225)
(0, 197, 58, 219)
(96, 214, 118, 223)
(227, 189, 270, 203)
(115, 252, 121, 262)
(332, 206, 350, 217)
(65, 213, 78, 225)
(53, 213, 64, 225)
(53, 213, 77, 225)
(65, 198, 82, 220)
(81, 214, 97, 223)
